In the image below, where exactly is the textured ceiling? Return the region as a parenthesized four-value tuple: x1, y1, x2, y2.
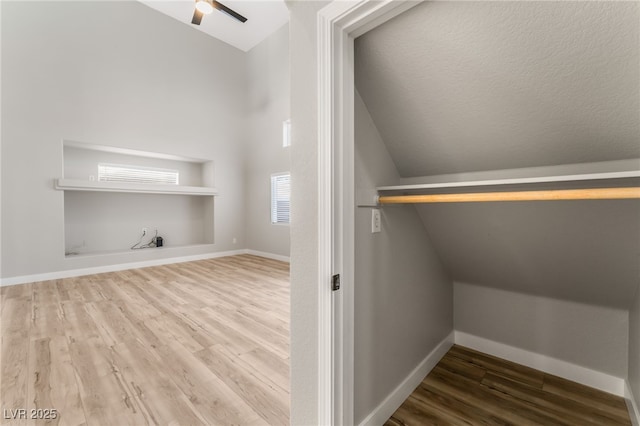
(355, 1, 640, 177)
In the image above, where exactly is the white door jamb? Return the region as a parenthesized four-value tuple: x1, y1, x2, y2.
(316, 2, 421, 424)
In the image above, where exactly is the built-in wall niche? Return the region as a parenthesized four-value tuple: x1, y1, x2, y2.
(58, 141, 216, 257)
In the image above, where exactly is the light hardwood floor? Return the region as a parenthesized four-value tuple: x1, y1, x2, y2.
(386, 345, 632, 426)
(1, 254, 289, 426)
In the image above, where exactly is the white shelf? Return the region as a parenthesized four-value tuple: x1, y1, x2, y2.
(377, 171, 640, 192)
(64, 243, 215, 258)
(55, 179, 217, 196)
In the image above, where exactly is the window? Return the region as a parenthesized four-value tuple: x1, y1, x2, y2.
(282, 119, 291, 147)
(271, 173, 290, 224)
(98, 163, 179, 185)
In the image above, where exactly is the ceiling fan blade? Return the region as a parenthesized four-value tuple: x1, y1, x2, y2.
(212, 1, 247, 23)
(191, 9, 203, 25)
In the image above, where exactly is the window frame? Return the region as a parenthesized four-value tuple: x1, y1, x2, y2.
(283, 119, 291, 147)
(270, 172, 291, 225)
(97, 163, 180, 185)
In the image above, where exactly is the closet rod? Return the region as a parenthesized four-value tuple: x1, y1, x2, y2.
(377, 187, 640, 204)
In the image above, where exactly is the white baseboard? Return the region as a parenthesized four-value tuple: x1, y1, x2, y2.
(0, 249, 247, 287)
(245, 249, 290, 263)
(626, 381, 640, 426)
(454, 331, 625, 397)
(358, 331, 454, 426)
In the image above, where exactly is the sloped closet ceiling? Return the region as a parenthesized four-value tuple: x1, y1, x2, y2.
(355, 1, 639, 177)
(355, 1, 640, 309)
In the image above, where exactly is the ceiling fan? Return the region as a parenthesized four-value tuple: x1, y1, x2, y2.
(191, 0, 248, 25)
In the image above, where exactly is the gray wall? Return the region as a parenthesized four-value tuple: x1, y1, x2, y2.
(354, 0, 640, 393)
(415, 199, 640, 309)
(455, 282, 629, 377)
(414, 193, 639, 378)
(354, 92, 452, 424)
(630, 283, 640, 409)
(2, 1, 248, 278)
(245, 24, 290, 257)
(287, 1, 330, 424)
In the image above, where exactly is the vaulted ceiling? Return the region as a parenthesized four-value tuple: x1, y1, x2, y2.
(355, 1, 640, 177)
(138, 0, 288, 51)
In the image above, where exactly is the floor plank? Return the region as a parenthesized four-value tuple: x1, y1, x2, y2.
(26, 336, 86, 426)
(543, 373, 631, 423)
(1, 254, 290, 426)
(194, 344, 289, 425)
(387, 345, 632, 426)
(1, 284, 32, 426)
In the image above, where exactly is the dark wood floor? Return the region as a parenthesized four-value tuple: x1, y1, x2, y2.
(386, 345, 631, 426)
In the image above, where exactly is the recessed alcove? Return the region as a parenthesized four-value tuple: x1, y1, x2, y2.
(59, 141, 216, 257)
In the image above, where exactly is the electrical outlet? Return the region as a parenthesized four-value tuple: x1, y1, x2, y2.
(371, 209, 381, 233)
(233, 237, 237, 244)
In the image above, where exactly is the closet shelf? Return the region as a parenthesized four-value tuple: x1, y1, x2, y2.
(55, 179, 218, 196)
(375, 171, 640, 204)
(378, 187, 640, 204)
(376, 170, 640, 192)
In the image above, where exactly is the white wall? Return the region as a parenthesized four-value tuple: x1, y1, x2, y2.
(630, 283, 640, 409)
(455, 282, 629, 378)
(64, 192, 213, 254)
(62, 146, 214, 254)
(287, 1, 331, 424)
(1, 1, 248, 278)
(245, 24, 290, 257)
(354, 92, 452, 423)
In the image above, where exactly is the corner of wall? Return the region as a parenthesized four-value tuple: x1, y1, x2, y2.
(628, 282, 640, 422)
(626, 380, 640, 426)
(354, 86, 454, 424)
(454, 330, 626, 396)
(357, 332, 454, 426)
(244, 21, 290, 258)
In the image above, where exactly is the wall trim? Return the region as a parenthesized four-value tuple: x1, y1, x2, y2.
(245, 249, 290, 263)
(455, 331, 625, 397)
(626, 381, 640, 426)
(357, 331, 454, 426)
(318, 1, 422, 423)
(0, 249, 247, 286)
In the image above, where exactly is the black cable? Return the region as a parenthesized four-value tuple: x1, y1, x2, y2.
(131, 229, 158, 250)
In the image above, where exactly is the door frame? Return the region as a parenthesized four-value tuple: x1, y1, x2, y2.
(316, 2, 421, 424)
